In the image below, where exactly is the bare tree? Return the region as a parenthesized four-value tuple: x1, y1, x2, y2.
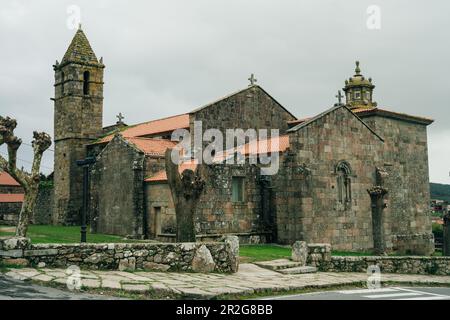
(0, 116, 52, 237)
(164, 149, 205, 242)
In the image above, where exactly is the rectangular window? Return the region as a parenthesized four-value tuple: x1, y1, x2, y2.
(232, 177, 244, 202)
(354, 91, 361, 99)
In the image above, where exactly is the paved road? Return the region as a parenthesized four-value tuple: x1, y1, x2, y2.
(263, 287, 450, 300)
(0, 275, 116, 300)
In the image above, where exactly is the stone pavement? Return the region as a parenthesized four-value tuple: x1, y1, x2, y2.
(3, 264, 450, 299)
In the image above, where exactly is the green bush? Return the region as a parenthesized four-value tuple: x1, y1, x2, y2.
(432, 222, 443, 239)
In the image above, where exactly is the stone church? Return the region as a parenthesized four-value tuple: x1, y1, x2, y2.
(52, 27, 435, 254)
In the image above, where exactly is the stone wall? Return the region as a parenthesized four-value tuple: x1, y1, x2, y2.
(391, 233, 435, 256)
(90, 135, 146, 238)
(146, 163, 268, 241)
(312, 255, 450, 276)
(0, 184, 23, 225)
(33, 186, 54, 225)
(275, 106, 384, 249)
(0, 236, 239, 273)
(190, 85, 296, 146)
(0, 202, 22, 225)
(362, 115, 434, 254)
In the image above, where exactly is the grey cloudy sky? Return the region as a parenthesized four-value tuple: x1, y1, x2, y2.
(1, 0, 449, 183)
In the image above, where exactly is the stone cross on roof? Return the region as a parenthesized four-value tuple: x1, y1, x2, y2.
(335, 90, 344, 105)
(248, 73, 257, 86)
(116, 112, 125, 124)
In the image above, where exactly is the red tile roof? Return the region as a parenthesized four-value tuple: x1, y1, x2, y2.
(240, 135, 290, 155)
(0, 193, 24, 203)
(96, 114, 190, 144)
(146, 136, 289, 183)
(125, 137, 178, 157)
(145, 161, 198, 182)
(0, 172, 20, 186)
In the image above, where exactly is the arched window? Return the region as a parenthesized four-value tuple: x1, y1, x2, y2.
(61, 72, 65, 94)
(336, 161, 352, 204)
(83, 71, 90, 95)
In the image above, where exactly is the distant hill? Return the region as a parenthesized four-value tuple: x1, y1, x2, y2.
(430, 183, 450, 202)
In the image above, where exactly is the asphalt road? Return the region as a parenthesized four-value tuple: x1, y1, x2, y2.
(263, 287, 450, 300)
(0, 274, 116, 300)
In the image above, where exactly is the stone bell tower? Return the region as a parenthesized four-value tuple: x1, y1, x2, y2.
(52, 25, 104, 225)
(343, 61, 377, 109)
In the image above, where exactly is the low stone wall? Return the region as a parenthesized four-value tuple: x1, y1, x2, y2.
(0, 236, 239, 273)
(312, 256, 450, 276)
(391, 233, 435, 256)
(0, 202, 21, 225)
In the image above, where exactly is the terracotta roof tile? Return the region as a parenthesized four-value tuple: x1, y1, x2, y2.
(145, 161, 197, 182)
(240, 135, 290, 155)
(0, 193, 24, 203)
(96, 114, 189, 144)
(0, 172, 20, 186)
(125, 137, 177, 157)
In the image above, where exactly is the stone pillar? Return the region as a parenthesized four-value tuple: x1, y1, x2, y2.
(368, 186, 388, 255)
(444, 213, 450, 256)
(291, 241, 308, 265)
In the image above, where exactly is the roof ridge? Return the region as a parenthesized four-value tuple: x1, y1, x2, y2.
(287, 104, 384, 142)
(190, 85, 296, 119)
(131, 113, 189, 127)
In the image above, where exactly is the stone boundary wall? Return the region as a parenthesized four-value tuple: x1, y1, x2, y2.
(0, 236, 239, 273)
(391, 233, 435, 256)
(311, 255, 450, 276)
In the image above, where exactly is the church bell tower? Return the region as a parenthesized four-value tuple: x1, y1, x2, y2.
(53, 25, 104, 225)
(343, 61, 377, 109)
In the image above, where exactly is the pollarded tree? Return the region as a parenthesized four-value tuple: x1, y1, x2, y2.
(0, 116, 52, 237)
(164, 148, 205, 242)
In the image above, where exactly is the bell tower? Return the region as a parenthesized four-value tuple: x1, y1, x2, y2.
(53, 25, 104, 225)
(343, 61, 377, 109)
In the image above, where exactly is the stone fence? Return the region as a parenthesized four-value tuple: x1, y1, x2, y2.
(0, 236, 239, 273)
(291, 241, 450, 276)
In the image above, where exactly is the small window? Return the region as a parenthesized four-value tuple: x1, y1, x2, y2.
(232, 177, 244, 202)
(83, 71, 90, 95)
(336, 161, 352, 204)
(365, 91, 371, 100)
(354, 91, 361, 99)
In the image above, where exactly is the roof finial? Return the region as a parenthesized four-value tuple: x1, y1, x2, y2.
(78, 23, 82, 30)
(335, 90, 344, 106)
(248, 73, 257, 86)
(116, 112, 125, 124)
(355, 61, 361, 75)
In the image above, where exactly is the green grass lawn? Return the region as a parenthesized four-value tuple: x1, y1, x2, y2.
(0, 225, 129, 244)
(239, 244, 291, 263)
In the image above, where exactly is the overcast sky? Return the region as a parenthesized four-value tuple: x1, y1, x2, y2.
(1, 0, 449, 183)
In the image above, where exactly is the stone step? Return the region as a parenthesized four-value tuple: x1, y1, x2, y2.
(278, 266, 317, 275)
(254, 259, 306, 270)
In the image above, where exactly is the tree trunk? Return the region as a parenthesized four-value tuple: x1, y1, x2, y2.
(165, 149, 205, 243)
(175, 200, 196, 242)
(1, 117, 52, 238)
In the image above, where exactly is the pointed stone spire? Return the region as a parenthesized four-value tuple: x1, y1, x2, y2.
(61, 27, 99, 65)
